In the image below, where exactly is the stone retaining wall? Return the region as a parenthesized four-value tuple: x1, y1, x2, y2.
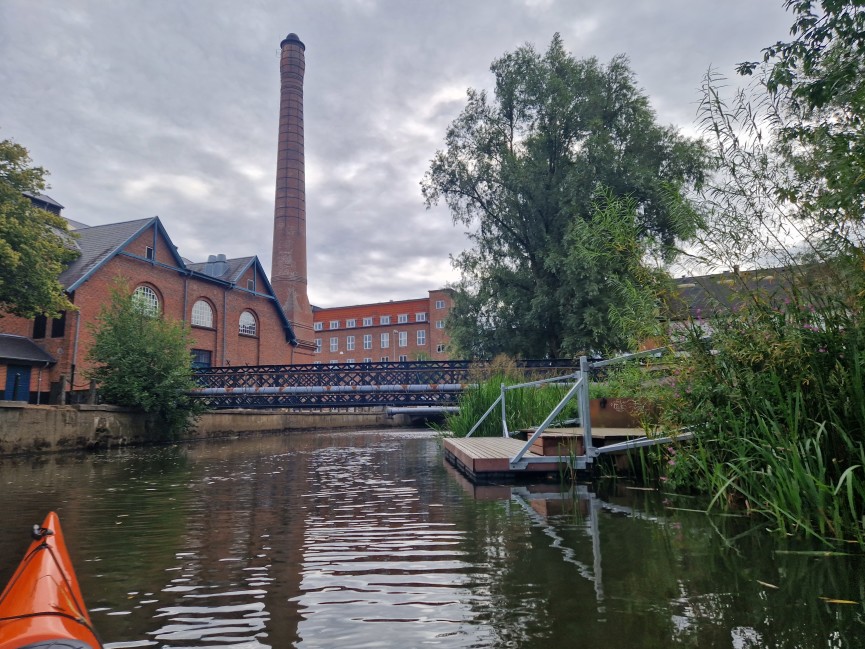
(0, 402, 410, 456)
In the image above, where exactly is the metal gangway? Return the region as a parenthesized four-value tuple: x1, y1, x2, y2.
(463, 351, 692, 472)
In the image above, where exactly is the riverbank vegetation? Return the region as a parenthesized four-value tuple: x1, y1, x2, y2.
(432, 1, 865, 545)
(87, 282, 203, 440)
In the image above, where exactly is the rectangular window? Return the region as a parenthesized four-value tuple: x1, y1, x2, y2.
(247, 278, 255, 291)
(363, 357, 372, 363)
(313, 361, 322, 365)
(346, 358, 355, 364)
(362, 317, 373, 326)
(314, 322, 323, 331)
(329, 360, 339, 364)
(380, 315, 391, 325)
(437, 344, 446, 353)
(398, 354, 408, 362)
(415, 312, 427, 322)
(397, 314, 408, 324)
(145, 246, 154, 260)
(417, 330, 426, 345)
(191, 349, 212, 369)
(330, 320, 340, 330)
(363, 334, 372, 349)
(50, 311, 66, 338)
(398, 331, 408, 347)
(436, 320, 445, 329)
(435, 300, 445, 309)
(380, 333, 389, 349)
(381, 356, 389, 362)
(314, 338, 322, 353)
(330, 337, 338, 352)
(346, 335, 355, 351)
(346, 318, 356, 328)
(32, 314, 47, 339)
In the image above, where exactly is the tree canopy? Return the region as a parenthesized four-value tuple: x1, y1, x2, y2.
(738, 1, 865, 222)
(0, 138, 78, 318)
(423, 34, 707, 358)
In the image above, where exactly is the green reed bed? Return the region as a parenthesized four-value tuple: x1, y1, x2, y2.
(659, 280, 865, 546)
(436, 374, 582, 438)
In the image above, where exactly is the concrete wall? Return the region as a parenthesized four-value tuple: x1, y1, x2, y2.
(0, 402, 410, 456)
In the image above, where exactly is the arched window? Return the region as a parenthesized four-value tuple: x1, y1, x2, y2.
(239, 310, 257, 336)
(191, 299, 214, 328)
(132, 285, 159, 316)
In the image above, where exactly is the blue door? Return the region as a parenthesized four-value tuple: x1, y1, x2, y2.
(4, 365, 31, 401)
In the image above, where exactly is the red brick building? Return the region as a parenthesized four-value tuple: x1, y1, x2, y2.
(0, 205, 299, 402)
(311, 289, 454, 364)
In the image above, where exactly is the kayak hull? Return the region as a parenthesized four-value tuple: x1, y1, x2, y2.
(0, 512, 102, 649)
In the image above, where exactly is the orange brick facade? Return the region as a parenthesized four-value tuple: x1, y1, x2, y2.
(311, 289, 454, 364)
(0, 219, 305, 402)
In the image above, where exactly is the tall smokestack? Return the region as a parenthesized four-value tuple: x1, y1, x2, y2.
(272, 32, 313, 352)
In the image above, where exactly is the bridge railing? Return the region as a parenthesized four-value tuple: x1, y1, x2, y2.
(191, 359, 580, 409)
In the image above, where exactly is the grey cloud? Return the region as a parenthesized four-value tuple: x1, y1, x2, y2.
(1, 0, 792, 307)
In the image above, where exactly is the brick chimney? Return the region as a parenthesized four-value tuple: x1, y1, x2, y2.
(271, 32, 314, 355)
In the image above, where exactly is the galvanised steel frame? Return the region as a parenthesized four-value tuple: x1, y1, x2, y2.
(191, 359, 579, 409)
(465, 350, 692, 472)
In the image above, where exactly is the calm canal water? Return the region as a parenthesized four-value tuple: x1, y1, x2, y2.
(0, 429, 862, 648)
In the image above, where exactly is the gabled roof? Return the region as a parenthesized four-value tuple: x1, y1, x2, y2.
(60, 217, 186, 292)
(51, 214, 298, 346)
(187, 256, 256, 283)
(0, 335, 56, 364)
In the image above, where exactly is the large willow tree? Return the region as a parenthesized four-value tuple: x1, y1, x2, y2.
(423, 34, 707, 358)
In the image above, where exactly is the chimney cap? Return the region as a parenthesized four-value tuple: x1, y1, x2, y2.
(280, 33, 305, 51)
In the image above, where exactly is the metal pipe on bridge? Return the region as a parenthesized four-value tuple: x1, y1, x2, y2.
(193, 383, 471, 395)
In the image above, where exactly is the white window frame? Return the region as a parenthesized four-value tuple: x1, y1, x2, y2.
(436, 344, 446, 353)
(191, 299, 213, 328)
(435, 300, 445, 309)
(132, 285, 159, 316)
(380, 315, 391, 325)
(398, 354, 408, 362)
(239, 311, 257, 336)
(314, 338, 322, 353)
(330, 337, 338, 352)
(330, 320, 340, 330)
(362, 317, 373, 326)
(417, 330, 426, 345)
(415, 312, 427, 322)
(346, 335, 355, 351)
(398, 331, 408, 347)
(314, 322, 323, 331)
(380, 332, 389, 349)
(381, 356, 389, 362)
(397, 314, 408, 324)
(346, 318, 356, 328)
(363, 334, 372, 349)
(436, 320, 445, 329)
(363, 357, 372, 363)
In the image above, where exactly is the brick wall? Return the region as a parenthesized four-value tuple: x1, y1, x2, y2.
(310, 289, 455, 363)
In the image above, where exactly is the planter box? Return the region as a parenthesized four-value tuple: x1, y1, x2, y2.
(589, 398, 644, 428)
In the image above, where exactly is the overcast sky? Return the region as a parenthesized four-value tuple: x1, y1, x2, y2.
(1, 1, 792, 307)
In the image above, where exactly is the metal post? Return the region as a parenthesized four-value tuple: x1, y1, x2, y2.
(500, 382, 508, 437)
(579, 355, 593, 455)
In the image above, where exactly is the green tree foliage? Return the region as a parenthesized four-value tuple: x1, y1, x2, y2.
(87, 282, 203, 439)
(423, 34, 707, 358)
(738, 1, 865, 222)
(0, 138, 78, 317)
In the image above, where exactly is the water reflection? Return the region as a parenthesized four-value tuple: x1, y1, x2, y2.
(0, 431, 862, 648)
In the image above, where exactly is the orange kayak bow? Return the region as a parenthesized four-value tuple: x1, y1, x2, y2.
(0, 512, 103, 649)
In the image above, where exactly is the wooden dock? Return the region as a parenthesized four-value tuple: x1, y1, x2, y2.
(443, 427, 646, 483)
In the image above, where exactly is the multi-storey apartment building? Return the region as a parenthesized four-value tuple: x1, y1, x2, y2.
(311, 289, 454, 364)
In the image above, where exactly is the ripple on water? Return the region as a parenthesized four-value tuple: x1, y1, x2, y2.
(293, 446, 492, 648)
